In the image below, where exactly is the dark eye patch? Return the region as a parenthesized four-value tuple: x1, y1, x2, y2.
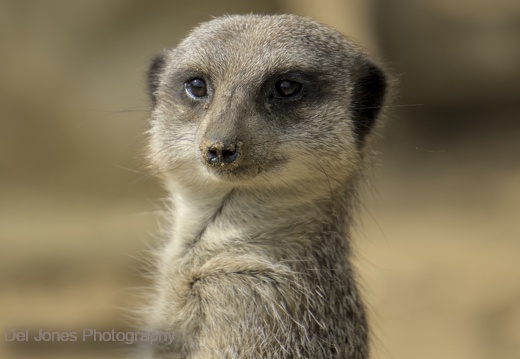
(273, 79, 303, 99)
(263, 71, 330, 108)
(266, 72, 310, 102)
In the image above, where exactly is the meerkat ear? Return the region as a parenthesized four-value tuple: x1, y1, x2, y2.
(351, 58, 387, 146)
(147, 53, 167, 105)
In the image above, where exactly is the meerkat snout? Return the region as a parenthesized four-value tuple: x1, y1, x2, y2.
(202, 140, 242, 167)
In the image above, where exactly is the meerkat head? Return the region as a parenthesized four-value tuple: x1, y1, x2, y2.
(147, 14, 386, 190)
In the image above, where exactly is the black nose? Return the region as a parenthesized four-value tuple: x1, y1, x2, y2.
(204, 141, 241, 166)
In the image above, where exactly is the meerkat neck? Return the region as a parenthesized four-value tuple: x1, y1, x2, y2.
(163, 177, 354, 262)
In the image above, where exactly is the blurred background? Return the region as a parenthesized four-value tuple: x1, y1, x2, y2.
(1, 0, 519, 358)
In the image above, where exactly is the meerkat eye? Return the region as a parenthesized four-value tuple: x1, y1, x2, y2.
(273, 79, 303, 99)
(185, 78, 208, 99)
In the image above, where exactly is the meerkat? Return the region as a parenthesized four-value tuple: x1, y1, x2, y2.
(142, 14, 387, 359)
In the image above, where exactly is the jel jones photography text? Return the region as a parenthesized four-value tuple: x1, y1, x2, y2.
(4, 328, 175, 345)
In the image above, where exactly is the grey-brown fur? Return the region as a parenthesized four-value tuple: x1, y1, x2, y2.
(142, 14, 387, 359)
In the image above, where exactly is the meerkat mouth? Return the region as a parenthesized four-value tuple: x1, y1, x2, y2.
(206, 164, 261, 183)
(204, 155, 289, 185)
